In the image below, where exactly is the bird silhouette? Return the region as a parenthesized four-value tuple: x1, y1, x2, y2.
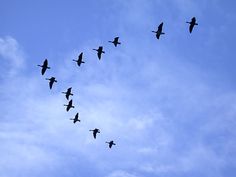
(108, 37, 121, 47)
(186, 17, 198, 33)
(106, 140, 116, 148)
(37, 59, 50, 75)
(73, 52, 85, 66)
(89, 128, 100, 139)
(45, 77, 57, 89)
(70, 113, 80, 123)
(62, 87, 73, 100)
(64, 99, 74, 112)
(152, 22, 165, 39)
(93, 46, 105, 60)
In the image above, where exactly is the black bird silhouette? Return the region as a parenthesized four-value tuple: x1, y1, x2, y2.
(106, 140, 116, 148)
(73, 52, 85, 66)
(108, 37, 121, 47)
(62, 87, 73, 100)
(89, 128, 100, 139)
(45, 77, 57, 89)
(186, 17, 198, 33)
(93, 46, 105, 60)
(64, 99, 74, 112)
(37, 59, 50, 75)
(152, 22, 165, 39)
(70, 113, 80, 123)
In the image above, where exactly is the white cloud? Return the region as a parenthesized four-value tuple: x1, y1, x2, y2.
(106, 170, 141, 177)
(0, 36, 25, 77)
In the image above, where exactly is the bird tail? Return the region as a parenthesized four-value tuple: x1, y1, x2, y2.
(63, 104, 68, 107)
(73, 59, 77, 62)
(70, 118, 74, 120)
(152, 31, 156, 33)
(186, 21, 190, 24)
(62, 92, 66, 94)
(92, 49, 97, 51)
(161, 32, 165, 35)
(105, 142, 109, 144)
(82, 61, 85, 63)
(37, 65, 42, 67)
(108, 41, 113, 43)
(45, 78, 50, 80)
(47, 67, 51, 69)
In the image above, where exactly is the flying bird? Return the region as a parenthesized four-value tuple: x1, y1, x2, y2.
(62, 87, 73, 100)
(108, 37, 121, 47)
(152, 22, 165, 39)
(70, 113, 80, 123)
(73, 52, 85, 66)
(37, 59, 50, 75)
(106, 140, 116, 148)
(186, 17, 198, 33)
(89, 128, 100, 139)
(93, 46, 105, 60)
(64, 99, 74, 112)
(45, 77, 57, 89)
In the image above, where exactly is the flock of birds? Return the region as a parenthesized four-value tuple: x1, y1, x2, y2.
(37, 17, 198, 149)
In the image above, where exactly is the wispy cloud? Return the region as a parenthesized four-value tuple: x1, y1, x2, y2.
(0, 36, 25, 77)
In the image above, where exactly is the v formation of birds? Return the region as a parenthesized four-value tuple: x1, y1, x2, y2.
(37, 17, 198, 149)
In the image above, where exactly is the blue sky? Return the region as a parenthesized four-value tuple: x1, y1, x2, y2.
(0, 0, 236, 177)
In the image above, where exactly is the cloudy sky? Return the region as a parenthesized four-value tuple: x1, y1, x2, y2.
(0, 0, 236, 177)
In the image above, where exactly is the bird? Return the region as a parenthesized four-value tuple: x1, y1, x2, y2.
(89, 128, 100, 139)
(45, 77, 57, 89)
(108, 37, 121, 47)
(106, 140, 116, 148)
(186, 17, 198, 33)
(93, 46, 105, 60)
(70, 113, 80, 123)
(152, 22, 165, 39)
(73, 52, 85, 66)
(64, 99, 74, 112)
(37, 59, 50, 75)
(62, 87, 73, 100)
